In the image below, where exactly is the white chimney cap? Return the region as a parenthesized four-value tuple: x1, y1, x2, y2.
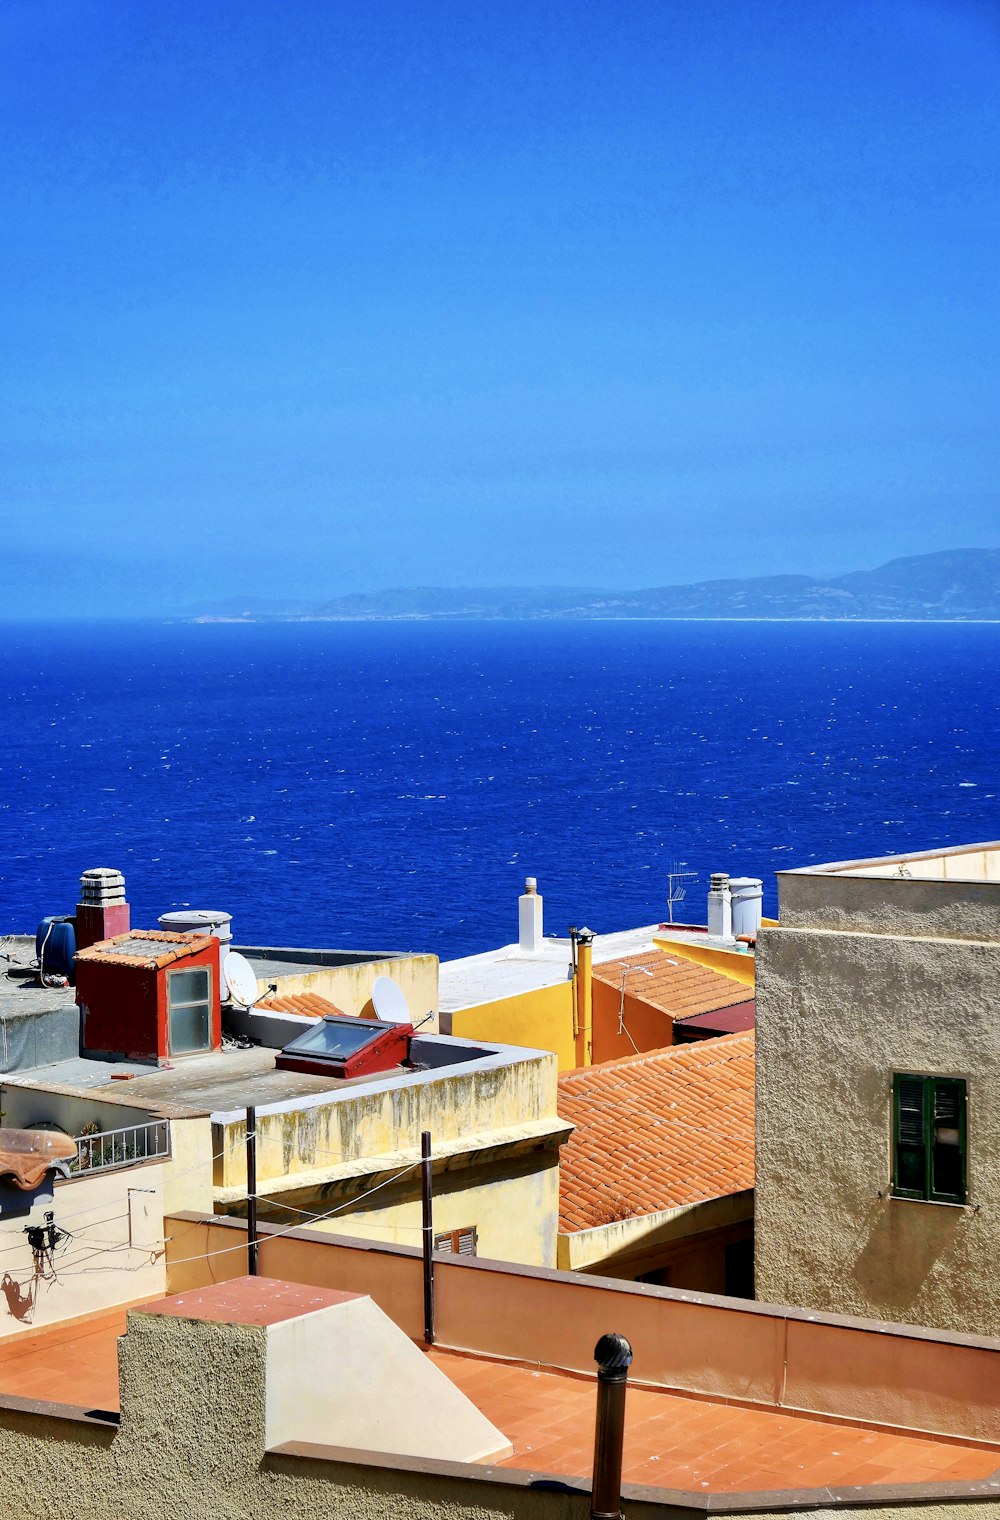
(524, 877, 537, 893)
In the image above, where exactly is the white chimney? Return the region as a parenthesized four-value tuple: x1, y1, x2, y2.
(518, 877, 544, 953)
(707, 872, 733, 940)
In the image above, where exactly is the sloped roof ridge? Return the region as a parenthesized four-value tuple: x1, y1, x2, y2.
(560, 1029, 753, 1082)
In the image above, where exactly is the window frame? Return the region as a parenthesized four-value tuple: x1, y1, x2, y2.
(166, 964, 213, 1056)
(891, 1072, 968, 1205)
(433, 1226, 478, 1257)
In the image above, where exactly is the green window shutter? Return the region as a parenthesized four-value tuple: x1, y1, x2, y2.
(893, 1074, 928, 1199)
(930, 1078, 967, 1204)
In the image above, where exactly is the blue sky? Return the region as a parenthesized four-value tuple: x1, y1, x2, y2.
(2, 0, 998, 614)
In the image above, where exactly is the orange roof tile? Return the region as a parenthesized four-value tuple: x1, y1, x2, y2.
(75, 929, 217, 969)
(592, 949, 752, 1020)
(557, 1032, 755, 1232)
(256, 991, 348, 1018)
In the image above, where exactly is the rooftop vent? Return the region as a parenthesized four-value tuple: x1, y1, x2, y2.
(707, 872, 733, 941)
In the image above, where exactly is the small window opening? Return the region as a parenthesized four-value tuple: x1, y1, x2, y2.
(892, 1073, 967, 1204)
(434, 1226, 478, 1256)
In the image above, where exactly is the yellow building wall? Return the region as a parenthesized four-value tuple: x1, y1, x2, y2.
(216, 1050, 561, 1191)
(651, 935, 756, 987)
(259, 954, 440, 1028)
(446, 981, 576, 1069)
(310, 1157, 561, 1268)
(162, 1116, 216, 1215)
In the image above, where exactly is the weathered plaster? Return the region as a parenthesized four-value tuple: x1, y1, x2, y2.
(756, 922, 1000, 1334)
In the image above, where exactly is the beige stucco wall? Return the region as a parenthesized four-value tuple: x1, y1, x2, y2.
(0, 1116, 216, 1339)
(775, 868, 1000, 941)
(3, 1397, 987, 1520)
(755, 922, 1000, 1335)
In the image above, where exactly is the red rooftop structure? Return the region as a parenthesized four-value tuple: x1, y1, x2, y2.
(75, 929, 222, 1064)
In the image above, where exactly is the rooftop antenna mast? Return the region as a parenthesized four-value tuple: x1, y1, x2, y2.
(665, 862, 697, 925)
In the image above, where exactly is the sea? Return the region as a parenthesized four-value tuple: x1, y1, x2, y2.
(1, 619, 997, 960)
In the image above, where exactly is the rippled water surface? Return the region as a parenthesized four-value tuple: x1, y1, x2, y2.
(1, 620, 997, 957)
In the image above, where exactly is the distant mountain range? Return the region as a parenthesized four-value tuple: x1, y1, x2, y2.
(187, 549, 1000, 623)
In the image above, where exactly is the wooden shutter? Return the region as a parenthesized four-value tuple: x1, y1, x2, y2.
(433, 1226, 478, 1256)
(893, 1074, 928, 1199)
(930, 1078, 967, 1204)
(893, 1074, 968, 1204)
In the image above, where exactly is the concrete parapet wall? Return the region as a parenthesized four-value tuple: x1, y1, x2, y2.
(776, 872, 1000, 941)
(239, 946, 440, 1026)
(213, 1044, 561, 1191)
(165, 1212, 1000, 1447)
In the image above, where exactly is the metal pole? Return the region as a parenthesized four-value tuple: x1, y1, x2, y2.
(246, 1105, 258, 1277)
(421, 1129, 435, 1344)
(590, 1332, 633, 1520)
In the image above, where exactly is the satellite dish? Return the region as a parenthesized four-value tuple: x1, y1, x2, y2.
(371, 976, 411, 1024)
(224, 952, 259, 1009)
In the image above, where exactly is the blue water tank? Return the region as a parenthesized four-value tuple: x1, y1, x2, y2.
(35, 916, 77, 981)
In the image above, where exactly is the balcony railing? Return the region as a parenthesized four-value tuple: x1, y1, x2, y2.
(73, 1120, 170, 1175)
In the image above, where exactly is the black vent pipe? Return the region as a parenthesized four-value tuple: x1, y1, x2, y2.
(590, 1332, 633, 1520)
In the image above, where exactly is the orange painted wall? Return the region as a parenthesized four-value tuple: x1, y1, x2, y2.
(590, 979, 674, 1064)
(166, 1211, 1000, 1444)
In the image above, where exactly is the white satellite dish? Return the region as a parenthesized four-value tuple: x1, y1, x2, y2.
(224, 951, 259, 1009)
(371, 976, 412, 1024)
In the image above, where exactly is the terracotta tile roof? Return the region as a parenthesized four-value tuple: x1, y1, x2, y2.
(75, 929, 217, 969)
(592, 950, 751, 1020)
(256, 991, 348, 1018)
(557, 1032, 754, 1232)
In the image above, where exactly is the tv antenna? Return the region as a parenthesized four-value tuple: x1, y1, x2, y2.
(665, 862, 697, 925)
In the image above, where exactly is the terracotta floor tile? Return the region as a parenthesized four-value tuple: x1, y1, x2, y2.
(5, 1319, 996, 1499)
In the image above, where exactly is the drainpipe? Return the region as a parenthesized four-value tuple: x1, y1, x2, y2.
(591, 1332, 633, 1520)
(569, 927, 579, 1039)
(575, 928, 594, 1067)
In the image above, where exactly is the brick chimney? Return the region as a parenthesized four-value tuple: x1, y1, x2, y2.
(76, 868, 130, 951)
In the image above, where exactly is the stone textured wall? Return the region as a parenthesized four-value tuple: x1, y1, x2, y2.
(0, 1395, 992, 1520)
(756, 922, 1000, 1334)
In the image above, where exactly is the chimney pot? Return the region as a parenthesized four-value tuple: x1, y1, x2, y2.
(76, 867, 130, 951)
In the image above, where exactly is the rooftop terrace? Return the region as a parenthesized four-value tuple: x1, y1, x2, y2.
(7, 1264, 996, 1501)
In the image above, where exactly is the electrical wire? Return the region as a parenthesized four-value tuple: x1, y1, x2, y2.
(163, 1158, 422, 1271)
